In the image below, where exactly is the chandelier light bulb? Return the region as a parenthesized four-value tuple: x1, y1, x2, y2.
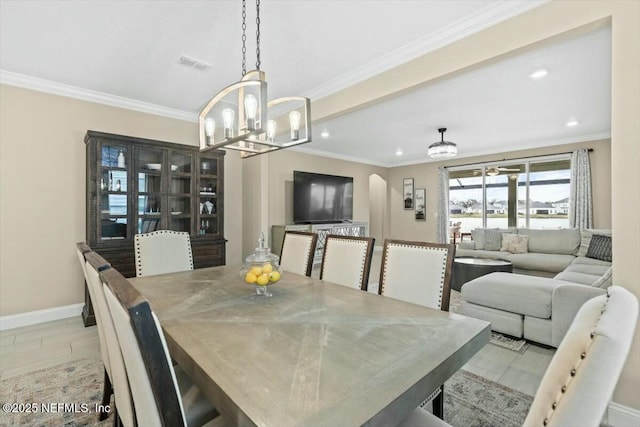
(204, 118, 215, 145)
(289, 111, 301, 141)
(267, 120, 276, 142)
(244, 94, 258, 131)
(222, 108, 235, 139)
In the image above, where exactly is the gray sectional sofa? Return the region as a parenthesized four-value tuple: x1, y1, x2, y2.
(458, 228, 612, 347)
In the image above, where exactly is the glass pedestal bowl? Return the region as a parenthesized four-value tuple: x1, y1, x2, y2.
(240, 233, 282, 297)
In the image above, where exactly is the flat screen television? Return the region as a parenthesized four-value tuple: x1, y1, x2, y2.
(293, 171, 353, 224)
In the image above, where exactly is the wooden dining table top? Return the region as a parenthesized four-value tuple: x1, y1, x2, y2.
(129, 265, 490, 427)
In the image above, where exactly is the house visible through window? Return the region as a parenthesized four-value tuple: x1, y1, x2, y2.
(448, 155, 571, 232)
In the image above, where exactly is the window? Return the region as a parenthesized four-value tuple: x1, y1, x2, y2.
(449, 156, 571, 232)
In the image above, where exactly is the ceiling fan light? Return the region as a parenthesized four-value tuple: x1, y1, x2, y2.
(428, 127, 457, 158)
(428, 141, 457, 158)
(486, 168, 499, 176)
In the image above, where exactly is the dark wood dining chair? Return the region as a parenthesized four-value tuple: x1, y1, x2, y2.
(320, 235, 375, 291)
(84, 251, 136, 427)
(101, 267, 223, 427)
(134, 230, 194, 277)
(378, 239, 456, 419)
(279, 231, 318, 277)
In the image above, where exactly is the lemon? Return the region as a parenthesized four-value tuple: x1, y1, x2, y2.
(244, 272, 257, 284)
(269, 271, 281, 283)
(250, 266, 263, 276)
(256, 274, 270, 286)
(262, 263, 273, 274)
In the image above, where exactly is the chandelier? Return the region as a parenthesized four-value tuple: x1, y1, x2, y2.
(428, 127, 457, 158)
(198, 0, 311, 158)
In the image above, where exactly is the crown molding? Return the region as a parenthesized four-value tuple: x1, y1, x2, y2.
(291, 145, 388, 168)
(388, 132, 611, 168)
(290, 132, 609, 169)
(0, 70, 197, 122)
(304, 0, 549, 101)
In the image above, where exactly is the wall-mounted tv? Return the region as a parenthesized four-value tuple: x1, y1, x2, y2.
(293, 171, 353, 224)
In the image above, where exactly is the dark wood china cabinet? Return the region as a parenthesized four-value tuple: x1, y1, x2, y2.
(83, 130, 226, 326)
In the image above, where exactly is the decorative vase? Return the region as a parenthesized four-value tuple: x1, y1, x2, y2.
(240, 233, 282, 297)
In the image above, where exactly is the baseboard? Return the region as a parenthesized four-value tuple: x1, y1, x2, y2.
(0, 303, 84, 331)
(608, 401, 640, 427)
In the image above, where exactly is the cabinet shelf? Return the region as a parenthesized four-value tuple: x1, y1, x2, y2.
(86, 130, 226, 277)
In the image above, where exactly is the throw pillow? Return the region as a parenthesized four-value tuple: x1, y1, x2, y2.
(586, 234, 612, 262)
(577, 229, 612, 257)
(591, 267, 613, 289)
(471, 229, 486, 250)
(500, 233, 529, 254)
(484, 230, 503, 251)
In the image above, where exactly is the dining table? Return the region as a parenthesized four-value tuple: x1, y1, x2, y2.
(128, 265, 491, 427)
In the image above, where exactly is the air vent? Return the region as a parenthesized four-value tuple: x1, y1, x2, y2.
(178, 55, 212, 71)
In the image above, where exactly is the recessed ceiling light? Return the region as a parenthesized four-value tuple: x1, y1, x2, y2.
(320, 130, 330, 138)
(529, 69, 548, 79)
(566, 119, 579, 127)
(395, 149, 403, 156)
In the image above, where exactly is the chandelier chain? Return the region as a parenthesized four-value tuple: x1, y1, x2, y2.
(241, 0, 247, 76)
(255, 0, 261, 70)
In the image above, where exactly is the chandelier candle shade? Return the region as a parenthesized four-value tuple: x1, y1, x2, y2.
(428, 127, 457, 158)
(198, 0, 311, 158)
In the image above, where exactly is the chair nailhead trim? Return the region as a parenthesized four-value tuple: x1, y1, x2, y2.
(542, 290, 611, 427)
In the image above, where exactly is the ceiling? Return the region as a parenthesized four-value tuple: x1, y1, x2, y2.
(0, 0, 611, 167)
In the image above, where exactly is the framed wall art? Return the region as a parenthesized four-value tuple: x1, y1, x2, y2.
(414, 188, 426, 221)
(403, 178, 414, 209)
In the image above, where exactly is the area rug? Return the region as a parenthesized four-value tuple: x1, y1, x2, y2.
(449, 290, 529, 353)
(0, 357, 533, 427)
(0, 357, 109, 427)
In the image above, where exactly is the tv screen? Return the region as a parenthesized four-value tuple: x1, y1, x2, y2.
(293, 171, 353, 224)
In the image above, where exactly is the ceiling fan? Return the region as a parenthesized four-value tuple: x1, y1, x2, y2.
(474, 166, 521, 176)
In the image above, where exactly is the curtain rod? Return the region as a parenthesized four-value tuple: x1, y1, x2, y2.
(443, 148, 593, 170)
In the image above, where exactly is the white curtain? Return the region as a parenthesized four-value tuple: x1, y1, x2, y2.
(437, 166, 449, 243)
(569, 148, 593, 229)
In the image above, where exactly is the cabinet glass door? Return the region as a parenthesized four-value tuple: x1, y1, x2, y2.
(170, 152, 193, 233)
(99, 144, 128, 240)
(137, 148, 164, 234)
(198, 157, 219, 236)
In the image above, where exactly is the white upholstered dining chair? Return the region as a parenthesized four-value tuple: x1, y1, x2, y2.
(84, 251, 136, 427)
(75, 243, 113, 421)
(279, 231, 318, 277)
(320, 235, 375, 290)
(379, 239, 456, 419)
(134, 230, 193, 277)
(399, 285, 638, 427)
(101, 267, 223, 427)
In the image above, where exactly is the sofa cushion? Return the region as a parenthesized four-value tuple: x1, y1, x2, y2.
(571, 256, 612, 267)
(577, 229, 612, 257)
(455, 248, 512, 261)
(508, 253, 575, 273)
(586, 234, 612, 262)
(517, 228, 580, 255)
(462, 272, 564, 319)
(471, 229, 486, 250)
(563, 262, 611, 277)
(484, 229, 503, 251)
(553, 271, 601, 286)
(501, 233, 529, 253)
